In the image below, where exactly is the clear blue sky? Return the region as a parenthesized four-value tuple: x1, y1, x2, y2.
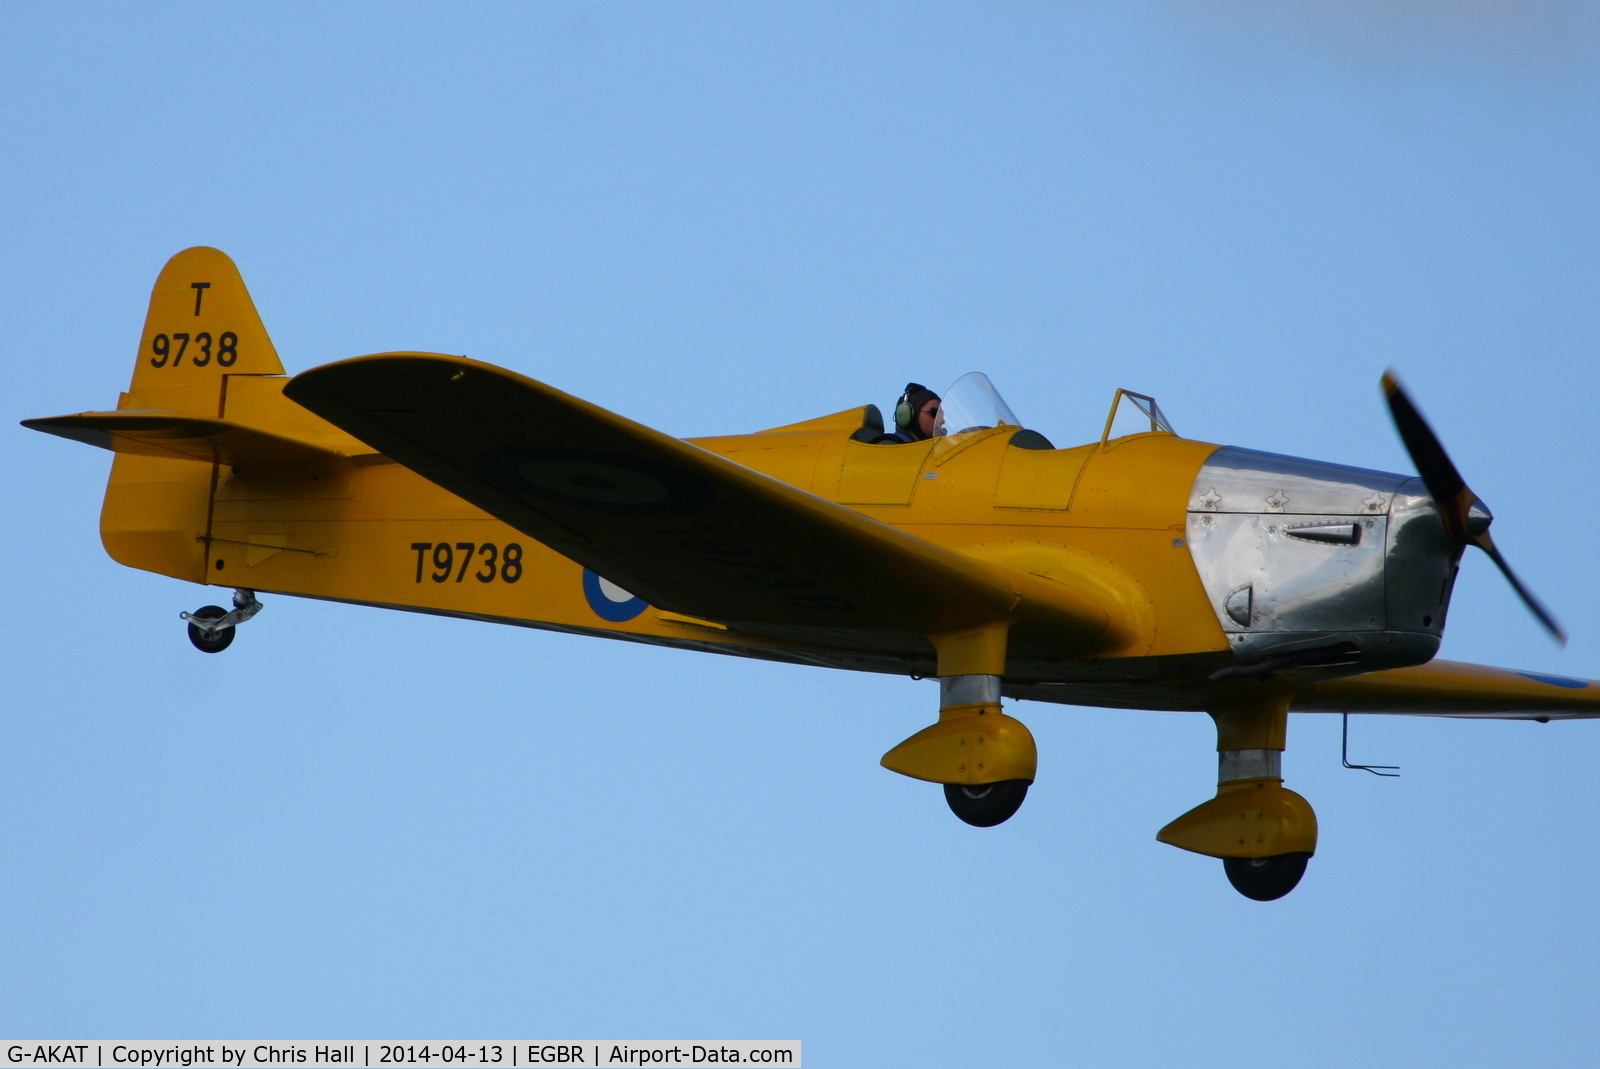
(5, 3, 1600, 1064)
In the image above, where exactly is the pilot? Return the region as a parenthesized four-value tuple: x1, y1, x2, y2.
(881, 382, 944, 443)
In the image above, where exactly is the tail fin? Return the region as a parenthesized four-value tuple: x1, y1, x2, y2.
(127, 246, 285, 412)
(109, 248, 285, 583)
(28, 249, 350, 586)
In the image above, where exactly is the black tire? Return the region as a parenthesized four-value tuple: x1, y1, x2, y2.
(1223, 852, 1311, 901)
(943, 780, 1031, 827)
(186, 605, 235, 653)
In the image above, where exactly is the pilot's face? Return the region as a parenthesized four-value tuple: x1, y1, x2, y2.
(917, 399, 944, 439)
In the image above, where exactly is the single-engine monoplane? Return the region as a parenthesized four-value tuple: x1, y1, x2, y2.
(27, 248, 1600, 900)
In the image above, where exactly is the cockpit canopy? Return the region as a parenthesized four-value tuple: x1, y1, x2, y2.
(938, 372, 1021, 437)
(905, 373, 1174, 449)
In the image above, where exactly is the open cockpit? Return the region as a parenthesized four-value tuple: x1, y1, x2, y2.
(853, 373, 1178, 454)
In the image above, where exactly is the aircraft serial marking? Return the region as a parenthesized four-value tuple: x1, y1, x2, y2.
(409, 541, 523, 583)
(150, 331, 238, 368)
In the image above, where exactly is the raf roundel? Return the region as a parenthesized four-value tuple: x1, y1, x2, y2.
(583, 569, 648, 622)
(1516, 671, 1590, 690)
(519, 457, 669, 506)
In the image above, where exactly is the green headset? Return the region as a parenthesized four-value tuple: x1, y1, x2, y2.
(895, 382, 939, 434)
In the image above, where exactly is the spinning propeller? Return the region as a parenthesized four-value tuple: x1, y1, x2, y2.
(1382, 371, 1566, 645)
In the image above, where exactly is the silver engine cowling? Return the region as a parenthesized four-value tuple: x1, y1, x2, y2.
(1186, 446, 1461, 678)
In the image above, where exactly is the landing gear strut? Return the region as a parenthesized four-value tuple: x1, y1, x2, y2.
(181, 589, 262, 653)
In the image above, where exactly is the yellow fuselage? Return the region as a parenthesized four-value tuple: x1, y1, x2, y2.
(103, 373, 1230, 690)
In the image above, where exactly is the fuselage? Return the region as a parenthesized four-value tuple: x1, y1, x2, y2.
(107, 379, 1458, 713)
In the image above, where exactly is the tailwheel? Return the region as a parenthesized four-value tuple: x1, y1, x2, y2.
(1223, 852, 1311, 901)
(181, 589, 261, 653)
(943, 780, 1031, 827)
(185, 605, 235, 653)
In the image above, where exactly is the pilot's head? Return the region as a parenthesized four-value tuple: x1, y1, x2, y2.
(896, 383, 943, 441)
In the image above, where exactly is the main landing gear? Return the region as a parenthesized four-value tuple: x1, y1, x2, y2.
(880, 623, 1037, 828)
(181, 589, 262, 653)
(883, 685, 1037, 828)
(1158, 691, 1318, 901)
(875, 623, 1319, 899)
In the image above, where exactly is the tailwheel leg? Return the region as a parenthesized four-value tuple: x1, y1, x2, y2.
(1157, 691, 1318, 900)
(181, 589, 262, 654)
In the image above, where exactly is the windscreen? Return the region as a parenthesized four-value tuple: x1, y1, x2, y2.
(939, 372, 1021, 436)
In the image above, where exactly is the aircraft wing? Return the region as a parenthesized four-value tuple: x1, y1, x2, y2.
(284, 353, 1112, 642)
(1294, 660, 1600, 720)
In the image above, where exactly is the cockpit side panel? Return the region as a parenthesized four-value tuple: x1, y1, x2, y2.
(995, 443, 1093, 510)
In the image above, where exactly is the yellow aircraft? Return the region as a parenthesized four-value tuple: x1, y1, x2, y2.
(25, 247, 1600, 900)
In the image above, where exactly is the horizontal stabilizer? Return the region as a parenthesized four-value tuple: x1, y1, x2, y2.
(22, 411, 350, 469)
(284, 353, 1111, 639)
(1296, 659, 1600, 719)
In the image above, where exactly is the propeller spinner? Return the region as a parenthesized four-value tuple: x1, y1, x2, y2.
(1381, 371, 1566, 645)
